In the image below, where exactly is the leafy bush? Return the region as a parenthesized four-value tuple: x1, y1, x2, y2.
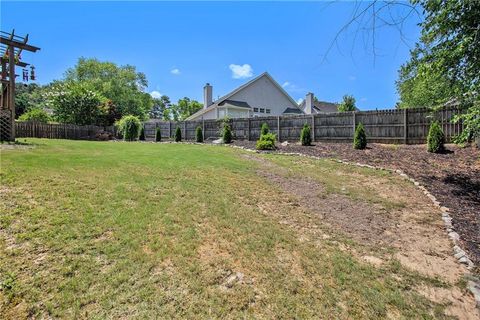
(174, 126, 182, 142)
(256, 132, 276, 150)
(223, 124, 232, 143)
(300, 123, 312, 146)
(427, 121, 445, 153)
(116, 115, 141, 141)
(18, 108, 51, 123)
(261, 123, 269, 135)
(453, 99, 480, 144)
(139, 126, 146, 141)
(155, 127, 161, 142)
(353, 122, 367, 150)
(196, 126, 203, 143)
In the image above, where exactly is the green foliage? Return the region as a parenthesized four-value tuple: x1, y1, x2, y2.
(396, 1, 479, 140)
(222, 124, 232, 144)
(300, 124, 312, 146)
(427, 121, 445, 153)
(150, 95, 172, 120)
(338, 95, 356, 112)
(18, 108, 51, 123)
(14, 83, 47, 118)
(453, 99, 480, 144)
(116, 115, 141, 141)
(196, 126, 203, 143)
(170, 97, 203, 121)
(64, 57, 153, 121)
(155, 127, 161, 142)
(46, 81, 108, 125)
(174, 126, 182, 142)
(261, 123, 269, 135)
(256, 132, 276, 150)
(353, 123, 367, 150)
(139, 126, 146, 141)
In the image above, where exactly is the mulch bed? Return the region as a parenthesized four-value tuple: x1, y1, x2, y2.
(233, 140, 480, 267)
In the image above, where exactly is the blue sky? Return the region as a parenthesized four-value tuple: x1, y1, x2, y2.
(1, 1, 422, 110)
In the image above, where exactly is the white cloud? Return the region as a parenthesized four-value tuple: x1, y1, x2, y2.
(170, 68, 181, 75)
(360, 97, 367, 102)
(150, 91, 162, 99)
(348, 75, 356, 81)
(296, 98, 304, 105)
(282, 81, 290, 88)
(229, 64, 253, 79)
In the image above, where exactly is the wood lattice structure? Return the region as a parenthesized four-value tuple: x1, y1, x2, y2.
(0, 29, 40, 141)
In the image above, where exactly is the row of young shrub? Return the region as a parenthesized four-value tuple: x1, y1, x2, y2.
(116, 115, 445, 153)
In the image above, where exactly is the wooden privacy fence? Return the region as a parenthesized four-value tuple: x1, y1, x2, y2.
(144, 106, 464, 144)
(15, 121, 114, 140)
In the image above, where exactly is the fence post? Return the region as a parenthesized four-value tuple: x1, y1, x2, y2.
(311, 114, 315, 142)
(202, 118, 205, 140)
(247, 118, 251, 141)
(404, 108, 408, 144)
(352, 111, 356, 140)
(184, 121, 187, 140)
(169, 121, 172, 139)
(277, 116, 280, 142)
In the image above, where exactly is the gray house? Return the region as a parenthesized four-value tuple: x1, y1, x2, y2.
(186, 72, 304, 121)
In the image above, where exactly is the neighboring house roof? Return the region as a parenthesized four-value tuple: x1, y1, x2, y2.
(186, 72, 303, 120)
(218, 100, 251, 109)
(299, 99, 342, 113)
(283, 107, 304, 114)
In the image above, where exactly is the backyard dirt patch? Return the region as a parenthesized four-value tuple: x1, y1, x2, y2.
(240, 152, 478, 319)
(235, 141, 480, 270)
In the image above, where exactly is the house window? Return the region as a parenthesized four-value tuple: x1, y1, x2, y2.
(266, 108, 271, 114)
(253, 107, 259, 112)
(260, 108, 265, 113)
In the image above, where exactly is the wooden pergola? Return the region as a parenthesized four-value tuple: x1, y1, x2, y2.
(0, 29, 40, 141)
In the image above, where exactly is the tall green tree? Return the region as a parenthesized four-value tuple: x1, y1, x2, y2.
(14, 83, 47, 118)
(64, 57, 153, 121)
(46, 81, 109, 126)
(170, 97, 203, 121)
(149, 95, 171, 120)
(338, 95, 356, 112)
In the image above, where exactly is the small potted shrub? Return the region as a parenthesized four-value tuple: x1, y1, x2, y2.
(353, 122, 367, 150)
(174, 126, 182, 142)
(300, 123, 312, 146)
(427, 121, 445, 153)
(196, 126, 203, 143)
(256, 132, 276, 150)
(155, 127, 161, 142)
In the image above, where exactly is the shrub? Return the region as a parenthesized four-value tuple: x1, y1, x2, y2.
(427, 121, 445, 153)
(174, 126, 182, 142)
(300, 123, 312, 146)
(338, 95, 356, 112)
(256, 132, 276, 150)
(261, 123, 269, 135)
(196, 126, 203, 143)
(223, 123, 232, 143)
(18, 108, 51, 123)
(353, 122, 367, 150)
(155, 127, 161, 142)
(116, 115, 141, 141)
(139, 126, 145, 141)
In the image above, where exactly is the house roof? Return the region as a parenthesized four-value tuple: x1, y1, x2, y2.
(283, 107, 304, 114)
(186, 72, 302, 120)
(218, 100, 251, 109)
(299, 99, 350, 113)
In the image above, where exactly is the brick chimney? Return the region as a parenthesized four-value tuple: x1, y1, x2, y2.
(203, 83, 213, 109)
(305, 92, 314, 114)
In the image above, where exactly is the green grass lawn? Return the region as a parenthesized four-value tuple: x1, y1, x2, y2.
(0, 139, 455, 319)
